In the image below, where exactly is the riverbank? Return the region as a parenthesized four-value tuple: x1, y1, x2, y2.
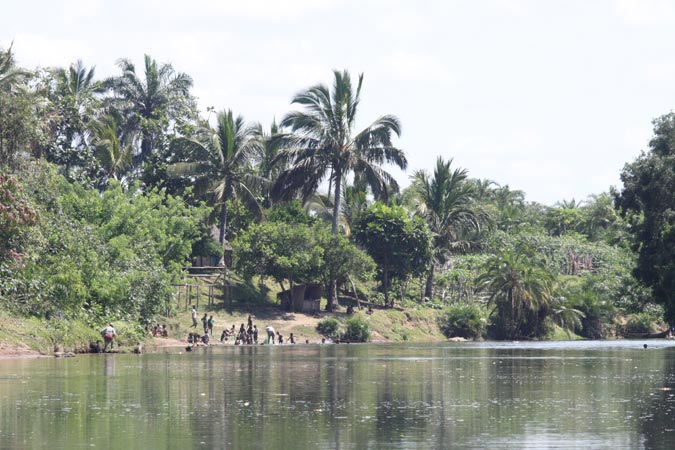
(0, 303, 448, 357)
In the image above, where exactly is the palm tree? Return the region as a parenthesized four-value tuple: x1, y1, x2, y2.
(253, 120, 287, 207)
(90, 114, 134, 185)
(0, 43, 30, 92)
(105, 55, 193, 165)
(271, 70, 406, 310)
(478, 250, 556, 339)
(48, 60, 103, 175)
(412, 157, 483, 299)
(169, 110, 263, 253)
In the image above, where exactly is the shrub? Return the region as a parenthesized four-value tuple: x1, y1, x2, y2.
(624, 312, 663, 335)
(438, 304, 486, 339)
(316, 317, 340, 339)
(341, 315, 371, 342)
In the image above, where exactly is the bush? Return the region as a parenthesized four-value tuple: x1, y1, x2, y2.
(624, 312, 663, 335)
(316, 317, 340, 339)
(438, 304, 486, 339)
(341, 315, 371, 342)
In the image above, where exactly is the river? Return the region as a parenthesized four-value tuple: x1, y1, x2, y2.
(1, 340, 674, 449)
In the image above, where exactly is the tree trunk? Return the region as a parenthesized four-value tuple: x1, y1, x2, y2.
(331, 168, 342, 234)
(424, 265, 435, 299)
(326, 169, 342, 311)
(219, 200, 228, 253)
(383, 261, 390, 307)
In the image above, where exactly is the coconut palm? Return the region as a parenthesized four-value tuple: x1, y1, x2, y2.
(412, 157, 483, 298)
(105, 54, 193, 165)
(271, 70, 406, 310)
(90, 114, 134, 185)
(169, 110, 263, 252)
(0, 43, 30, 92)
(478, 250, 556, 339)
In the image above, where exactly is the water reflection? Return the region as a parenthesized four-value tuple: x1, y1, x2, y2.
(1, 341, 675, 449)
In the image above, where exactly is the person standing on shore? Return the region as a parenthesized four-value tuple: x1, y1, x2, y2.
(191, 306, 198, 328)
(201, 313, 208, 334)
(207, 315, 214, 336)
(100, 323, 117, 352)
(253, 325, 258, 344)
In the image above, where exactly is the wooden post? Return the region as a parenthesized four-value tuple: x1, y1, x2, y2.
(188, 284, 192, 307)
(196, 282, 201, 309)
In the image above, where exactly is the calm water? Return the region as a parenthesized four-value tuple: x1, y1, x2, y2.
(1, 341, 675, 449)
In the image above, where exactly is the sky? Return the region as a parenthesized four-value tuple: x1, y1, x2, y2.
(2, 0, 675, 205)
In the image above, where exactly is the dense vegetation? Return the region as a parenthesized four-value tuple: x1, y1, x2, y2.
(0, 44, 670, 346)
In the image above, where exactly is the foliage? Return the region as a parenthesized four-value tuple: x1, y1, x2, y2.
(316, 317, 340, 339)
(271, 70, 406, 311)
(438, 303, 486, 339)
(169, 109, 263, 249)
(341, 315, 372, 342)
(267, 200, 314, 225)
(1, 163, 210, 321)
(624, 312, 664, 335)
(478, 248, 556, 340)
(232, 221, 323, 290)
(353, 202, 431, 306)
(0, 172, 38, 258)
(233, 222, 374, 298)
(615, 112, 675, 324)
(411, 157, 486, 298)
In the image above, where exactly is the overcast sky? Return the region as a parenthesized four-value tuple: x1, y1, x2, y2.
(3, 0, 675, 205)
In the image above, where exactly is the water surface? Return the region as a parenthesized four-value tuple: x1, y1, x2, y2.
(1, 340, 674, 449)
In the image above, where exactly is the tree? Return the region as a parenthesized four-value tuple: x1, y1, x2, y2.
(232, 221, 323, 310)
(272, 70, 407, 310)
(478, 249, 556, 339)
(0, 43, 30, 92)
(412, 157, 484, 299)
(43, 60, 103, 177)
(353, 202, 431, 306)
(0, 45, 43, 167)
(105, 55, 195, 179)
(169, 110, 263, 253)
(615, 112, 675, 324)
(545, 198, 584, 236)
(90, 114, 134, 185)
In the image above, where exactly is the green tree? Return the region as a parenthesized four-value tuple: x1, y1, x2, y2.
(272, 70, 407, 310)
(42, 60, 103, 177)
(232, 221, 323, 310)
(478, 249, 556, 339)
(0, 43, 30, 92)
(105, 54, 195, 179)
(615, 112, 675, 324)
(353, 202, 431, 306)
(0, 45, 43, 167)
(411, 157, 484, 299)
(90, 114, 134, 185)
(169, 110, 263, 254)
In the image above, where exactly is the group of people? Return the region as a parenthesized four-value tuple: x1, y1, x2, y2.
(186, 310, 304, 348)
(151, 323, 169, 337)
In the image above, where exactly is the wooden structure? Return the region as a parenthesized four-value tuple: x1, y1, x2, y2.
(174, 265, 232, 311)
(278, 283, 322, 313)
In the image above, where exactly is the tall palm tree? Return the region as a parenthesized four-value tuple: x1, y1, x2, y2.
(412, 157, 483, 298)
(105, 54, 193, 165)
(271, 70, 406, 310)
(169, 110, 263, 253)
